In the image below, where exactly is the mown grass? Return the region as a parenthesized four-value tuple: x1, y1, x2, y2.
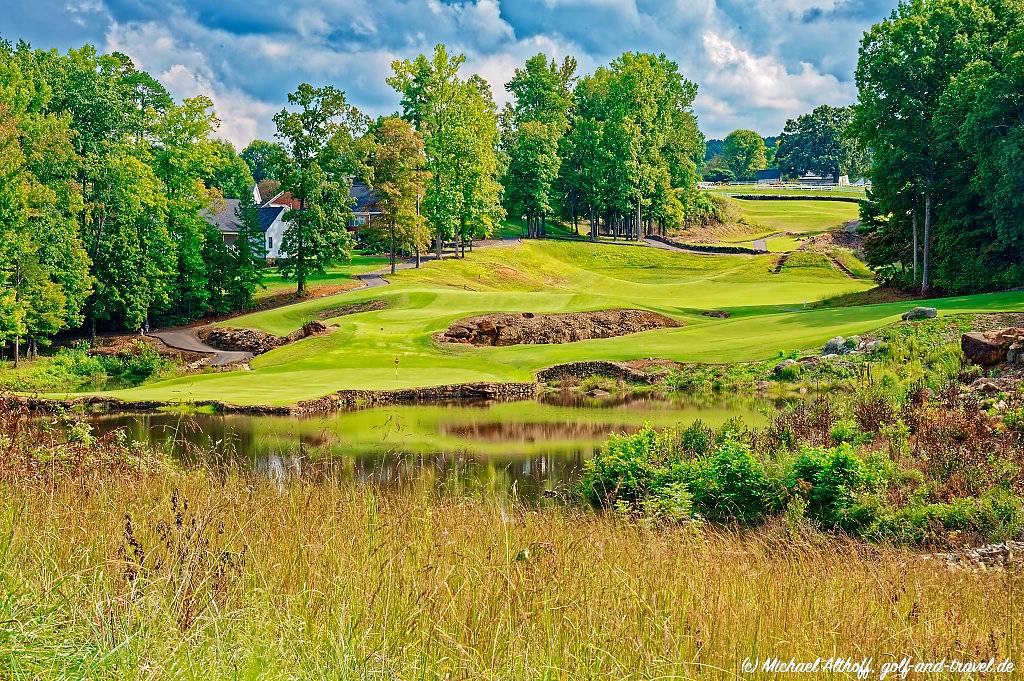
(710, 185, 868, 199)
(256, 253, 390, 300)
(728, 198, 860, 234)
(4, 466, 1021, 679)
(77, 240, 1024, 405)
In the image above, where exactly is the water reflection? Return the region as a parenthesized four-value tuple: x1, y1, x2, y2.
(89, 396, 773, 501)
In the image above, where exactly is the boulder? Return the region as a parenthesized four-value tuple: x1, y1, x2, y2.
(701, 310, 731, 319)
(822, 336, 846, 355)
(961, 327, 1024, 366)
(902, 306, 938, 321)
(772, 359, 799, 377)
(285, 319, 330, 343)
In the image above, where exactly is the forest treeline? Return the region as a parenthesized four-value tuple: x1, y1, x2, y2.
(0, 39, 713, 359)
(2, 0, 1024, 359)
(855, 0, 1024, 294)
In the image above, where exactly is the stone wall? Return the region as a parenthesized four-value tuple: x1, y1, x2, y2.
(646, 234, 763, 255)
(294, 381, 542, 414)
(536, 361, 667, 385)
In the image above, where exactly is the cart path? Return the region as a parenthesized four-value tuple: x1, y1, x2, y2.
(148, 329, 253, 366)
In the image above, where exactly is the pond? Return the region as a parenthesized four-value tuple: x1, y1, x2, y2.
(89, 394, 776, 502)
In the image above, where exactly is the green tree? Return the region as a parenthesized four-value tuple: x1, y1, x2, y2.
(273, 84, 361, 295)
(150, 96, 223, 322)
(776, 105, 868, 181)
(854, 0, 1007, 293)
(360, 117, 427, 273)
(389, 45, 504, 259)
(241, 139, 282, 183)
(722, 130, 767, 180)
(503, 119, 561, 237)
(205, 139, 255, 199)
(226, 191, 267, 309)
(502, 53, 576, 237)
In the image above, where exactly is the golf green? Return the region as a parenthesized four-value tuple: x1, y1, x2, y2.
(97, 240, 1024, 406)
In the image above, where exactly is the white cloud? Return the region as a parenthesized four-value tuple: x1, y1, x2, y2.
(106, 21, 278, 147)
(696, 31, 853, 136)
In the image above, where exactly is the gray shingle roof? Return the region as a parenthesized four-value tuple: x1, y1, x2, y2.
(350, 180, 381, 213)
(201, 199, 242, 234)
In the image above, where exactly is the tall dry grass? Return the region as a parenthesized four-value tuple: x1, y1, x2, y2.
(1, 465, 1020, 679)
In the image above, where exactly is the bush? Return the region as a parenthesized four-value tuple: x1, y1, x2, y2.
(785, 445, 871, 530)
(0, 342, 169, 392)
(684, 439, 778, 523)
(579, 425, 675, 508)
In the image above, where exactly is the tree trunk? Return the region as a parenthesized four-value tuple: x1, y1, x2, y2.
(13, 336, 19, 369)
(911, 209, 918, 285)
(415, 244, 421, 268)
(921, 192, 932, 295)
(541, 213, 546, 238)
(90, 316, 97, 348)
(636, 202, 642, 242)
(435, 232, 443, 260)
(390, 221, 397, 275)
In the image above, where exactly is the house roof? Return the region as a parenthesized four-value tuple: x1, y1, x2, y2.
(756, 169, 782, 180)
(257, 205, 286, 233)
(350, 180, 381, 213)
(201, 198, 242, 234)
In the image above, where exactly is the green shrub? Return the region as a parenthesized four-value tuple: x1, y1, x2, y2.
(829, 418, 870, 446)
(0, 342, 168, 392)
(684, 439, 777, 523)
(579, 425, 675, 508)
(785, 445, 871, 530)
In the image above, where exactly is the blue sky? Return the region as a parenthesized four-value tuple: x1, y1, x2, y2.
(5, 0, 897, 147)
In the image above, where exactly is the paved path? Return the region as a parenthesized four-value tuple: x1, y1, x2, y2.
(751, 238, 769, 252)
(149, 329, 253, 366)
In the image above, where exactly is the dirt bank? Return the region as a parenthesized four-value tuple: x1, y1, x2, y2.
(199, 320, 332, 355)
(439, 309, 681, 347)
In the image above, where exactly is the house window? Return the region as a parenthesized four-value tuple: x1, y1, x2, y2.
(268, 236, 273, 250)
(348, 214, 367, 228)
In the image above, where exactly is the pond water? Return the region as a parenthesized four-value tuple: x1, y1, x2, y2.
(90, 395, 775, 501)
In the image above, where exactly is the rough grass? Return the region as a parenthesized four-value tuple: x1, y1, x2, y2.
(3, 469, 1020, 679)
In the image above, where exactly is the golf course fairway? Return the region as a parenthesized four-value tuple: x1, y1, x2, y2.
(104, 240, 1024, 406)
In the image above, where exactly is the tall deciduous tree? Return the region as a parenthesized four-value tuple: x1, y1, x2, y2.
(389, 45, 504, 259)
(360, 117, 427, 273)
(776, 105, 867, 181)
(241, 139, 282, 183)
(273, 84, 361, 295)
(854, 0, 1009, 293)
(722, 130, 767, 181)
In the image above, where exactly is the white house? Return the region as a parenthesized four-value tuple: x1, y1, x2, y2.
(202, 179, 382, 262)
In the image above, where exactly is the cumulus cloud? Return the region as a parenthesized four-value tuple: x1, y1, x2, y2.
(697, 31, 853, 134)
(105, 20, 277, 147)
(5, 0, 898, 143)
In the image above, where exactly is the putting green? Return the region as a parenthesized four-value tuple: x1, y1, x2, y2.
(731, 198, 860, 234)
(96, 240, 1024, 406)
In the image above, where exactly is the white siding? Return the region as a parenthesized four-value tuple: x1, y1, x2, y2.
(265, 213, 288, 260)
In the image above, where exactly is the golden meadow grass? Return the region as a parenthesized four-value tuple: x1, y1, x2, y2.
(2, 466, 1021, 679)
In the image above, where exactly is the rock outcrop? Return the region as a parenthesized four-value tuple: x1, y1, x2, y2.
(439, 309, 681, 347)
(902, 306, 938, 321)
(200, 320, 331, 355)
(962, 327, 1024, 366)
